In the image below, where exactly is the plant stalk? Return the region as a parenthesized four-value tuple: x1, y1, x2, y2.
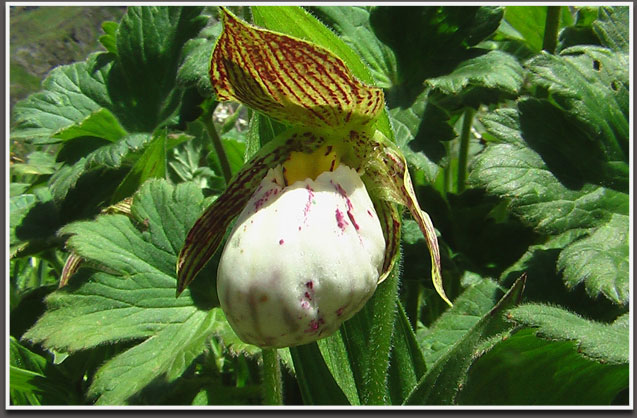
(203, 106, 233, 184)
(457, 107, 475, 193)
(262, 348, 283, 405)
(542, 6, 561, 54)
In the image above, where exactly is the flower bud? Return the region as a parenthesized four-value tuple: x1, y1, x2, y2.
(217, 164, 386, 348)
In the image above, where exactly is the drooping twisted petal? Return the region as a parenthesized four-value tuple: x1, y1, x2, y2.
(364, 132, 452, 306)
(211, 7, 385, 131)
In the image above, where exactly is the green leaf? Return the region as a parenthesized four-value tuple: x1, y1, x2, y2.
(108, 6, 208, 131)
(370, 6, 503, 105)
(417, 278, 504, 366)
(12, 57, 112, 143)
(308, 6, 397, 88)
(503, 6, 573, 52)
(111, 131, 167, 202)
(527, 47, 628, 164)
(52, 107, 128, 143)
(404, 276, 525, 405)
(208, 135, 246, 178)
(457, 328, 629, 405)
(386, 302, 427, 404)
(99, 21, 119, 55)
(10, 337, 76, 405)
(388, 92, 453, 183)
(340, 257, 401, 405)
(593, 6, 629, 53)
(507, 304, 629, 364)
(23, 180, 222, 404)
(317, 332, 360, 405)
(10, 151, 60, 176)
(47, 133, 152, 204)
(176, 22, 222, 98)
(558, 213, 628, 304)
(470, 93, 628, 305)
(88, 309, 221, 405)
(289, 342, 350, 405)
(85, 133, 153, 169)
(426, 50, 524, 100)
(10, 194, 37, 247)
(9, 187, 60, 257)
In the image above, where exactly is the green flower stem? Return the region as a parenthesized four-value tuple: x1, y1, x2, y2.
(457, 107, 475, 193)
(542, 6, 562, 54)
(262, 348, 283, 405)
(202, 105, 233, 185)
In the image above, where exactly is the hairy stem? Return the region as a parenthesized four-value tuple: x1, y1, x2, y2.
(262, 348, 283, 405)
(542, 6, 561, 54)
(457, 107, 475, 193)
(203, 105, 233, 184)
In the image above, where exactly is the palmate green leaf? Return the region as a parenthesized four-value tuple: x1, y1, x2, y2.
(10, 151, 60, 177)
(108, 6, 208, 131)
(388, 91, 454, 184)
(99, 21, 119, 55)
(457, 328, 628, 405)
(417, 278, 504, 366)
(12, 6, 208, 144)
(527, 47, 628, 164)
(470, 80, 628, 304)
(308, 6, 398, 88)
(88, 309, 221, 405)
(176, 21, 222, 98)
(470, 108, 627, 235)
(111, 131, 167, 203)
(52, 108, 128, 143)
(369, 6, 503, 105)
(593, 6, 629, 53)
(10, 194, 38, 248)
(404, 276, 525, 405)
(558, 214, 629, 303)
(10, 187, 60, 258)
(10, 337, 76, 405)
(508, 304, 629, 364)
(47, 133, 152, 203)
(426, 50, 524, 107)
(23, 179, 223, 404)
(11, 57, 113, 143)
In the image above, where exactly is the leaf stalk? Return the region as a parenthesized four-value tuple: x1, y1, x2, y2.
(457, 107, 475, 193)
(202, 105, 233, 184)
(542, 6, 562, 54)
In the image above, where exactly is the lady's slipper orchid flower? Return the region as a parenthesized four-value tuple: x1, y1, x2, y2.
(177, 8, 451, 348)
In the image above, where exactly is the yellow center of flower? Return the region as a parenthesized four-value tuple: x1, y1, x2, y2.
(282, 144, 341, 185)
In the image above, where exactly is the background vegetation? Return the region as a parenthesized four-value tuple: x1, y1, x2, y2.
(9, 5, 629, 406)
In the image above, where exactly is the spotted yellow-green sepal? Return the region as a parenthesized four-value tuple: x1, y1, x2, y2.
(210, 7, 385, 131)
(365, 132, 452, 306)
(176, 128, 329, 295)
(371, 198, 401, 284)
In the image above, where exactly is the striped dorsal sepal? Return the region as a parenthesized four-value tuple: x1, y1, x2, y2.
(210, 7, 385, 132)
